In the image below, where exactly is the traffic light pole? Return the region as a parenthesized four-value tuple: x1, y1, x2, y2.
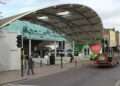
(21, 48, 24, 77)
(29, 39, 31, 57)
(21, 35, 24, 48)
(21, 34, 24, 77)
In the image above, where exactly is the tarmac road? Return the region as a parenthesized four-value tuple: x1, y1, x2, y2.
(4, 64, 120, 86)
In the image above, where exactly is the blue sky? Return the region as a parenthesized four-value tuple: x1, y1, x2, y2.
(0, 0, 120, 30)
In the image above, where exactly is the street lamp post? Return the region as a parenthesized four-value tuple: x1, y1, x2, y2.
(54, 41, 57, 59)
(72, 41, 75, 56)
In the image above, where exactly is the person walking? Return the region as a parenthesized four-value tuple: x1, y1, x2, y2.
(27, 56, 34, 75)
(69, 54, 74, 63)
(44, 54, 49, 65)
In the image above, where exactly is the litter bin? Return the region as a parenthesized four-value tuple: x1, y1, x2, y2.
(50, 54, 55, 65)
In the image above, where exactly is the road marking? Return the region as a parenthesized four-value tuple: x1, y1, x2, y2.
(2, 84, 38, 86)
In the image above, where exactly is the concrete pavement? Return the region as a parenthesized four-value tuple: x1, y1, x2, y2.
(4, 63, 120, 86)
(0, 59, 90, 86)
(0, 63, 74, 85)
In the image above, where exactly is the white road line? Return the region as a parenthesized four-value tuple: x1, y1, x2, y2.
(2, 84, 38, 86)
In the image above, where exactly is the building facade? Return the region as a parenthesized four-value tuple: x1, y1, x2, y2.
(0, 29, 20, 71)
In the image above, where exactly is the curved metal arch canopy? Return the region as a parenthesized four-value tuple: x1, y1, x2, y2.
(0, 4, 103, 44)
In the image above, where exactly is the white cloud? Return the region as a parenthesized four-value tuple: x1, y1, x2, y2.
(103, 15, 120, 27)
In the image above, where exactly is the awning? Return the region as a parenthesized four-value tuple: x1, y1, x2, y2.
(4, 20, 66, 41)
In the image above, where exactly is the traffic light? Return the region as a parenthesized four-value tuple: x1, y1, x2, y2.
(16, 35, 22, 48)
(101, 39, 108, 47)
(104, 40, 108, 46)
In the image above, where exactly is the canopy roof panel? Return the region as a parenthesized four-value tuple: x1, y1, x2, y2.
(4, 20, 66, 41)
(0, 4, 103, 44)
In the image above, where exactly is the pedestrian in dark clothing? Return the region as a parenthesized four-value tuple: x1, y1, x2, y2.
(69, 54, 74, 63)
(27, 56, 34, 75)
(24, 55, 28, 70)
